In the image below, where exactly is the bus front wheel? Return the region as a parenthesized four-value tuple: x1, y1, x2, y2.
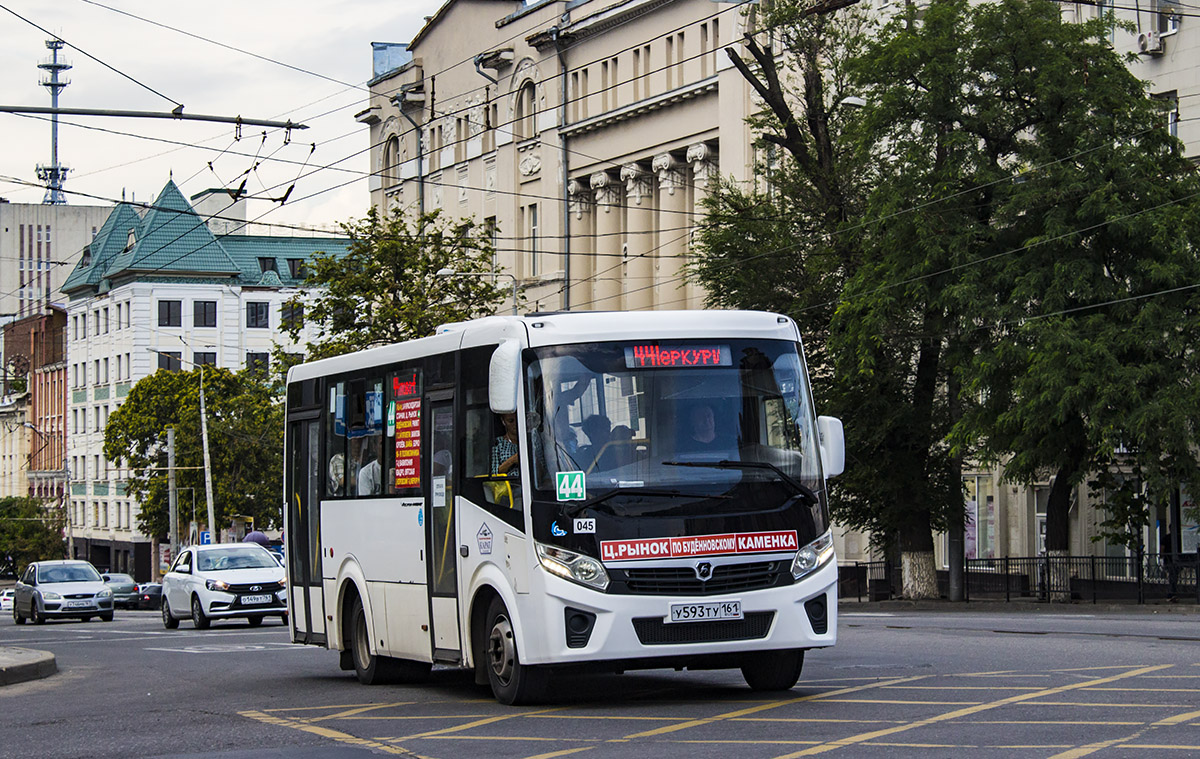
(741, 649, 804, 691)
(484, 597, 548, 705)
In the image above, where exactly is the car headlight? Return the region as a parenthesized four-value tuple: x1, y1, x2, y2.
(97, 588, 113, 598)
(791, 530, 836, 580)
(42, 591, 62, 600)
(206, 579, 231, 592)
(536, 542, 609, 591)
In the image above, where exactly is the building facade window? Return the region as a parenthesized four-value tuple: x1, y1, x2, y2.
(281, 302, 304, 331)
(258, 257, 279, 274)
(158, 351, 182, 372)
(246, 302, 270, 328)
(159, 300, 182, 327)
(246, 352, 270, 374)
(194, 300, 217, 328)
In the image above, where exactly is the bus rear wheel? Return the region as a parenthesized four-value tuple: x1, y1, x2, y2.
(484, 597, 548, 705)
(349, 596, 430, 685)
(741, 649, 804, 691)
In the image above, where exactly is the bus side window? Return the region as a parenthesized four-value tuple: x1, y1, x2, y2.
(327, 381, 346, 497)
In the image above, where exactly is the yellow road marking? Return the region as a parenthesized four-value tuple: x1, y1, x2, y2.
(239, 710, 427, 758)
(308, 701, 419, 722)
(1046, 732, 1145, 759)
(396, 707, 565, 741)
(620, 676, 928, 740)
(821, 699, 980, 705)
(1121, 744, 1200, 751)
(770, 664, 1171, 758)
(1153, 708, 1200, 726)
(520, 748, 595, 759)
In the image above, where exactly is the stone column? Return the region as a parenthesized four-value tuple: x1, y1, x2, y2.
(590, 171, 622, 310)
(653, 152, 689, 309)
(567, 179, 594, 309)
(621, 162, 655, 311)
(685, 143, 718, 308)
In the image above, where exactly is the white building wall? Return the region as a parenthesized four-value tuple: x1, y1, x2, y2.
(0, 203, 112, 319)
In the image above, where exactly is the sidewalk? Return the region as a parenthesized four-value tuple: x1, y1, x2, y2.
(839, 595, 1200, 614)
(0, 647, 57, 686)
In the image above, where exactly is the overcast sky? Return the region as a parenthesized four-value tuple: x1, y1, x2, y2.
(0, 0, 442, 238)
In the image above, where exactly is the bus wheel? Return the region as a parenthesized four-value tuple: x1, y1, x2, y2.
(349, 596, 430, 685)
(484, 597, 548, 705)
(741, 649, 804, 691)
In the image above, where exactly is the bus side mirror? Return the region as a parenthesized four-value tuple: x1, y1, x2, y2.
(489, 341, 521, 415)
(817, 416, 845, 478)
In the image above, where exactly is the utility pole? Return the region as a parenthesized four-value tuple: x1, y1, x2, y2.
(36, 39, 71, 205)
(167, 427, 177, 561)
(200, 366, 217, 543)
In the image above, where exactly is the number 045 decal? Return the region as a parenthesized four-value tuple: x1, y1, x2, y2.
(555, 470, 586, 501)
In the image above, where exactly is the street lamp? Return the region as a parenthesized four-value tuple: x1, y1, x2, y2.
(146, 348, 217, 544)
(436, 267, 519, 315)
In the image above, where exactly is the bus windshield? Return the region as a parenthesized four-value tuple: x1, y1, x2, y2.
(525, 339, 824, 508)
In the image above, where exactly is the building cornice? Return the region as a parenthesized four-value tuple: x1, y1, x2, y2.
(561, 75, 717, 138)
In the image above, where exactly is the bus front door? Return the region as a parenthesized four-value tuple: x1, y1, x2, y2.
(286, 416, 326, 645)
(427, 393, 462, 660)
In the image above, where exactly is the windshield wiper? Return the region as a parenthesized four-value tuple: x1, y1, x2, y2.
(662, 460, 820, 505)
(563, 487, 692, 517)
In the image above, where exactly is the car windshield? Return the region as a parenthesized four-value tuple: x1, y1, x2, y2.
(38, 564, 102, 583)
(525, 338, 823, 502)
(196, 546, 278, 571)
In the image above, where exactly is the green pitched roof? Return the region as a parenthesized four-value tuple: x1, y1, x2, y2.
(62, 179, 348, 299)
(105, 180, 240, 277)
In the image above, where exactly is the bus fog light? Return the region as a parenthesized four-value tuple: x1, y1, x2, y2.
(791, 530, 835, 580)
(536, 542, 609, 591)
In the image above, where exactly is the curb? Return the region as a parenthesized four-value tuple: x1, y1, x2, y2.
(0, 647, 57, 686)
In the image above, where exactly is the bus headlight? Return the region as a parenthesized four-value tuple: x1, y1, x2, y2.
(791, 530, 835, 580)
(536, 542, 609, 592)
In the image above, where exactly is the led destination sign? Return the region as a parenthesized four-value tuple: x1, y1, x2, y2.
(624, 344, 731, 369)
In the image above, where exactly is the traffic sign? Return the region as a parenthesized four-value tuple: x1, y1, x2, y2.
(200, 531, 212, 545)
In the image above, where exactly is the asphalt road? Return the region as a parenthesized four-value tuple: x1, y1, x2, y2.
(1, 604, 1198, 759)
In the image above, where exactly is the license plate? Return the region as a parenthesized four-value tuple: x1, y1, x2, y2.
(66, 600, 94, 609)
(667, 600, 742, 623)
(241, 594, 272, 605)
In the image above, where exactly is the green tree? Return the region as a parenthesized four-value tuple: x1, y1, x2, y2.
(281, 206, 509, 362)
(103, 367, 283, 541)
(0, 496, 64, 575)
(935, 0, 1200, 586)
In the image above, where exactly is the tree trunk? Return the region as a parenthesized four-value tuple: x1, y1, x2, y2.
(901, 550, 939, 599)
(899, 519, 939, 599)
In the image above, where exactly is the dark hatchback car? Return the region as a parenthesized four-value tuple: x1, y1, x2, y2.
(103, 573, 139, 609)
(134, 583, 162, 610)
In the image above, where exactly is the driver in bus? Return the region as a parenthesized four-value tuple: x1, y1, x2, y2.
(491, 412, 521, 476)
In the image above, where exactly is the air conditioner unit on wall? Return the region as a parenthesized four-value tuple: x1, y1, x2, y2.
(1138, 30, 1164, 55)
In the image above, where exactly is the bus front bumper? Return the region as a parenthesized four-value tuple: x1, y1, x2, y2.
(517, 558, 837, 667)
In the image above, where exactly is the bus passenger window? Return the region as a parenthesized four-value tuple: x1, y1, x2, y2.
(327, 382, 346, 496)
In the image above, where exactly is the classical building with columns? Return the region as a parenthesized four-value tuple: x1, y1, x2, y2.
(356, 0, 761, 313)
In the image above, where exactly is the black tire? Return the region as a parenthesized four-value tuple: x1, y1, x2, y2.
(347, 597, 430, 685)
(31, 602, 46, 625)
(162, 595, 179, 629)
(280, 612, 288, 626)
(247, 615, 264, 627)
(191, 596, 210, 629)
(741, 649, 805, 691)
(13, 606, 25, 625)
(99, 612, 114, 622)
(483, 596, 548, 705)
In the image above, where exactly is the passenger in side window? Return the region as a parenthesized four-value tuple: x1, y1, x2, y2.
(491, 413, 520, 475)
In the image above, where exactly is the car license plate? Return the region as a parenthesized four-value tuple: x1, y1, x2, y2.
(667, 600, 742, 623)
(241, 594, 272, 605)
(65, 600, 93, 609)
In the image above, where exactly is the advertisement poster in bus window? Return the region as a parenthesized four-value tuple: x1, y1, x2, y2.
(394, 371, 422, 488)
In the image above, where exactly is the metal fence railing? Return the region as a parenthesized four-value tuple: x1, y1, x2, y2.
(840, 553, 1200, 604)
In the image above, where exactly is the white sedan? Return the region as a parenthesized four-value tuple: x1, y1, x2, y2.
(0, 589, 13, 612)
(161, 543, 287, 629)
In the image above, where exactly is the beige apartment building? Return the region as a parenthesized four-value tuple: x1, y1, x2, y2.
(359, 0, 1200, 575)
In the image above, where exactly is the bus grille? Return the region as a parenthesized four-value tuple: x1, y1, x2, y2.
(618, 561, 786, 595)
(632, 611, 775, 645)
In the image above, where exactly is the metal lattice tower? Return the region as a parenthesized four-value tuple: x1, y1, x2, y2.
(35, 39, 71, 205)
